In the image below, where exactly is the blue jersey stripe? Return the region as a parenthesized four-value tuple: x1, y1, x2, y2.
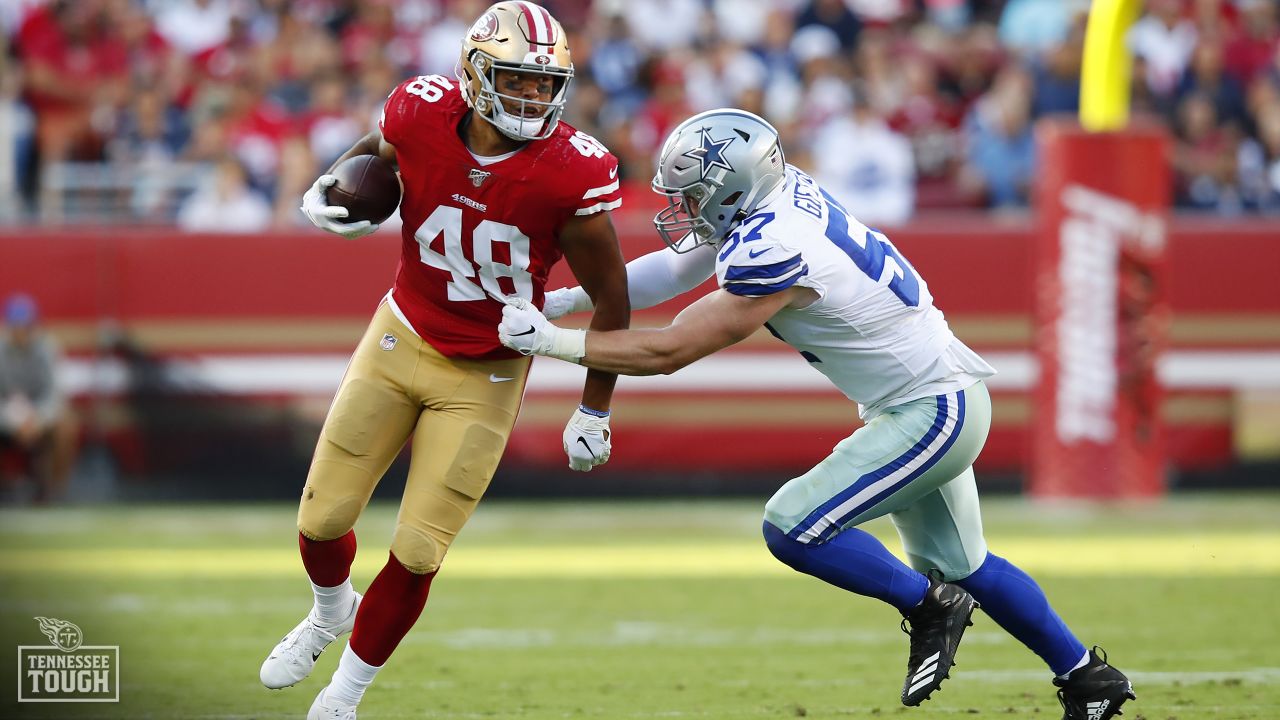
(724, 254, 804, 282)
(724, 265, 808, 296)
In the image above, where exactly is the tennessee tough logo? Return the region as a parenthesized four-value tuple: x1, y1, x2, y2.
(35, 617, 82, 652)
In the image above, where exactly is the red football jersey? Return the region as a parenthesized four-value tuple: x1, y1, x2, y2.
(379, 74, 622, 360)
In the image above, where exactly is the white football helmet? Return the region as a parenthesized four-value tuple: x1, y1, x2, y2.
(458, 1, 574, 141)
(652, 109, 786, 253)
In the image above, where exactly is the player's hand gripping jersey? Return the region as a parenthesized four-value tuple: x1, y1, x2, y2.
(380, 74, 622, 359)
(713, 166, 994, 417)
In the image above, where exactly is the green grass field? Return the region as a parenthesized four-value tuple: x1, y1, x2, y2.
(2, 494, 1278, 719)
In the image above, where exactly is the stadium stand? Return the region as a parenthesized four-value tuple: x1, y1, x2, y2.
(1, 0, 1277, 226)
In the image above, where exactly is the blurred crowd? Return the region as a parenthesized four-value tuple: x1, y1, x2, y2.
(1, 0, 1278, 230)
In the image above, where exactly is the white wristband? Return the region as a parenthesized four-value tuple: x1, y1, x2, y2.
(546, 327, 587, 363)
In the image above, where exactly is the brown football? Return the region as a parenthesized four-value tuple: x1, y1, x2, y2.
(326, 154, 401, 224)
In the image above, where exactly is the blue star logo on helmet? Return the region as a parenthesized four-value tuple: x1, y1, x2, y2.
(682, 127, 735, 179)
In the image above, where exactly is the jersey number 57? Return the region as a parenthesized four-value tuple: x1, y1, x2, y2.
(822, 190, 922, 307)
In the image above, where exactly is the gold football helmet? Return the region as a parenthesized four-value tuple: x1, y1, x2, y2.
(459, 1, 574, 141)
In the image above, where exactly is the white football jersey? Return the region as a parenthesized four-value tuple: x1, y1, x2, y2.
(713, 166, 995, 418)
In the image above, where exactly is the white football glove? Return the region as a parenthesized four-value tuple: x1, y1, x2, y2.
(562, 407, 611, 472)
(301, 175, 379, 239)
(498, 297, 586, 362)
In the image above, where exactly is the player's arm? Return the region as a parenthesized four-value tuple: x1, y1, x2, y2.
(557, 210, 630, 410)
(581, 286, 812, 375)
(500, 284, 816, 375)
(325, 130, 399, 172)
(553, 210, 629, 472)
(543, 244, 717, 319)
(301, 130, 398, 239)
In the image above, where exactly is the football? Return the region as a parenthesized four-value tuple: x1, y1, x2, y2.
(326, 154, 401, 224)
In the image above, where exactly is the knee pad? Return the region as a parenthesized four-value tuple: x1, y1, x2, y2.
(296, 467, 368, 541)
(389, 523, 445, 575)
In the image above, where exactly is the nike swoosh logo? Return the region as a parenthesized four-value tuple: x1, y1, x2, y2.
(748, 248, 769, 259)
(609, 166, 618, 179)
(510, 327, 535, 336)
(489, 374, 514, 383)
(312, 651, 322, 662)
(575, 436, 595, 459)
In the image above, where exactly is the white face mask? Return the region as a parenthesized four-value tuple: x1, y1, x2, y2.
(468, 54, 572, 142)
(489, 103, 553, 140)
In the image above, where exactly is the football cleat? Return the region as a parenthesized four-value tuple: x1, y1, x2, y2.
(260, 593, 361, 689)
(308, 685, 357, 720)
(1054, 646, 1136, 720)
(899, 574, 979, 706)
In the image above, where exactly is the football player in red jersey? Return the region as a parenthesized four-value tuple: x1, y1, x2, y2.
(259, 3, 630, 718)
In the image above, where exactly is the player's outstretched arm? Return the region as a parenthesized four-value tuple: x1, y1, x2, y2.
(580, 286, 811, 375)
(500, 285, 816, 376)
(543, 243, 717, 320)
(300, 131, 399, 239)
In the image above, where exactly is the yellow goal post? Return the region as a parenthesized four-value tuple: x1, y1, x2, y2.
(1080, 0, 1144, 131)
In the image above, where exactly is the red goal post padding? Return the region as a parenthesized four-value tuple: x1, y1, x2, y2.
(1031, 119, 1170, 498)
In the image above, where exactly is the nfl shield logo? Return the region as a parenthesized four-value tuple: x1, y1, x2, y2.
(469, 169, 491, 187)
(379, 333, 397, 351)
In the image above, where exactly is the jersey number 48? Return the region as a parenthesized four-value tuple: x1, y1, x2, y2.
(415, 205, 532, 302)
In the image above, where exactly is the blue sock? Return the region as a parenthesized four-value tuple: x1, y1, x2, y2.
(763, 521, 930, 612)
(956, 553, 1087, 675)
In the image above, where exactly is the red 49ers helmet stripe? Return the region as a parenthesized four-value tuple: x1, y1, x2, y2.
(516, 1, 557, 52)
(459, 1, 573, 140)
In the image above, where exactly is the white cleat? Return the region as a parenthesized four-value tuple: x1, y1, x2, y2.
(308, 685, 357, 720)
(259, 593, 361, 689)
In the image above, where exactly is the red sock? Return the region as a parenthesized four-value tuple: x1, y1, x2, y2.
(298, 530, 356, 587)
(349, 551, 436, 666)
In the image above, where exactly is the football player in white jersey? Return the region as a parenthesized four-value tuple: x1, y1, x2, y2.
(497, 109, 1136, 720)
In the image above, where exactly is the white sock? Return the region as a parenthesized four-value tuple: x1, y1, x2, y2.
(326, 644, 381, 707)
(311, 579, 356, 627)
(1056, 649, 1092, 680)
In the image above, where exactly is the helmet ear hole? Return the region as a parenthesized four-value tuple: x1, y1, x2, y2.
(721, 191, 742, 206)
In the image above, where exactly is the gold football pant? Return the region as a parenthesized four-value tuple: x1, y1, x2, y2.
(297, 302, 530, 573)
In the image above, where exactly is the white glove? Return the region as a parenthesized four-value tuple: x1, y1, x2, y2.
(498, 297, 586, 362)
(301, 175, 380, 239)
(562, 406, 611, 472)
(542, 287, 587, 320)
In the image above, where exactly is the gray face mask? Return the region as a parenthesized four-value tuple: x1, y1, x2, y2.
(651, 109, 787, 253)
